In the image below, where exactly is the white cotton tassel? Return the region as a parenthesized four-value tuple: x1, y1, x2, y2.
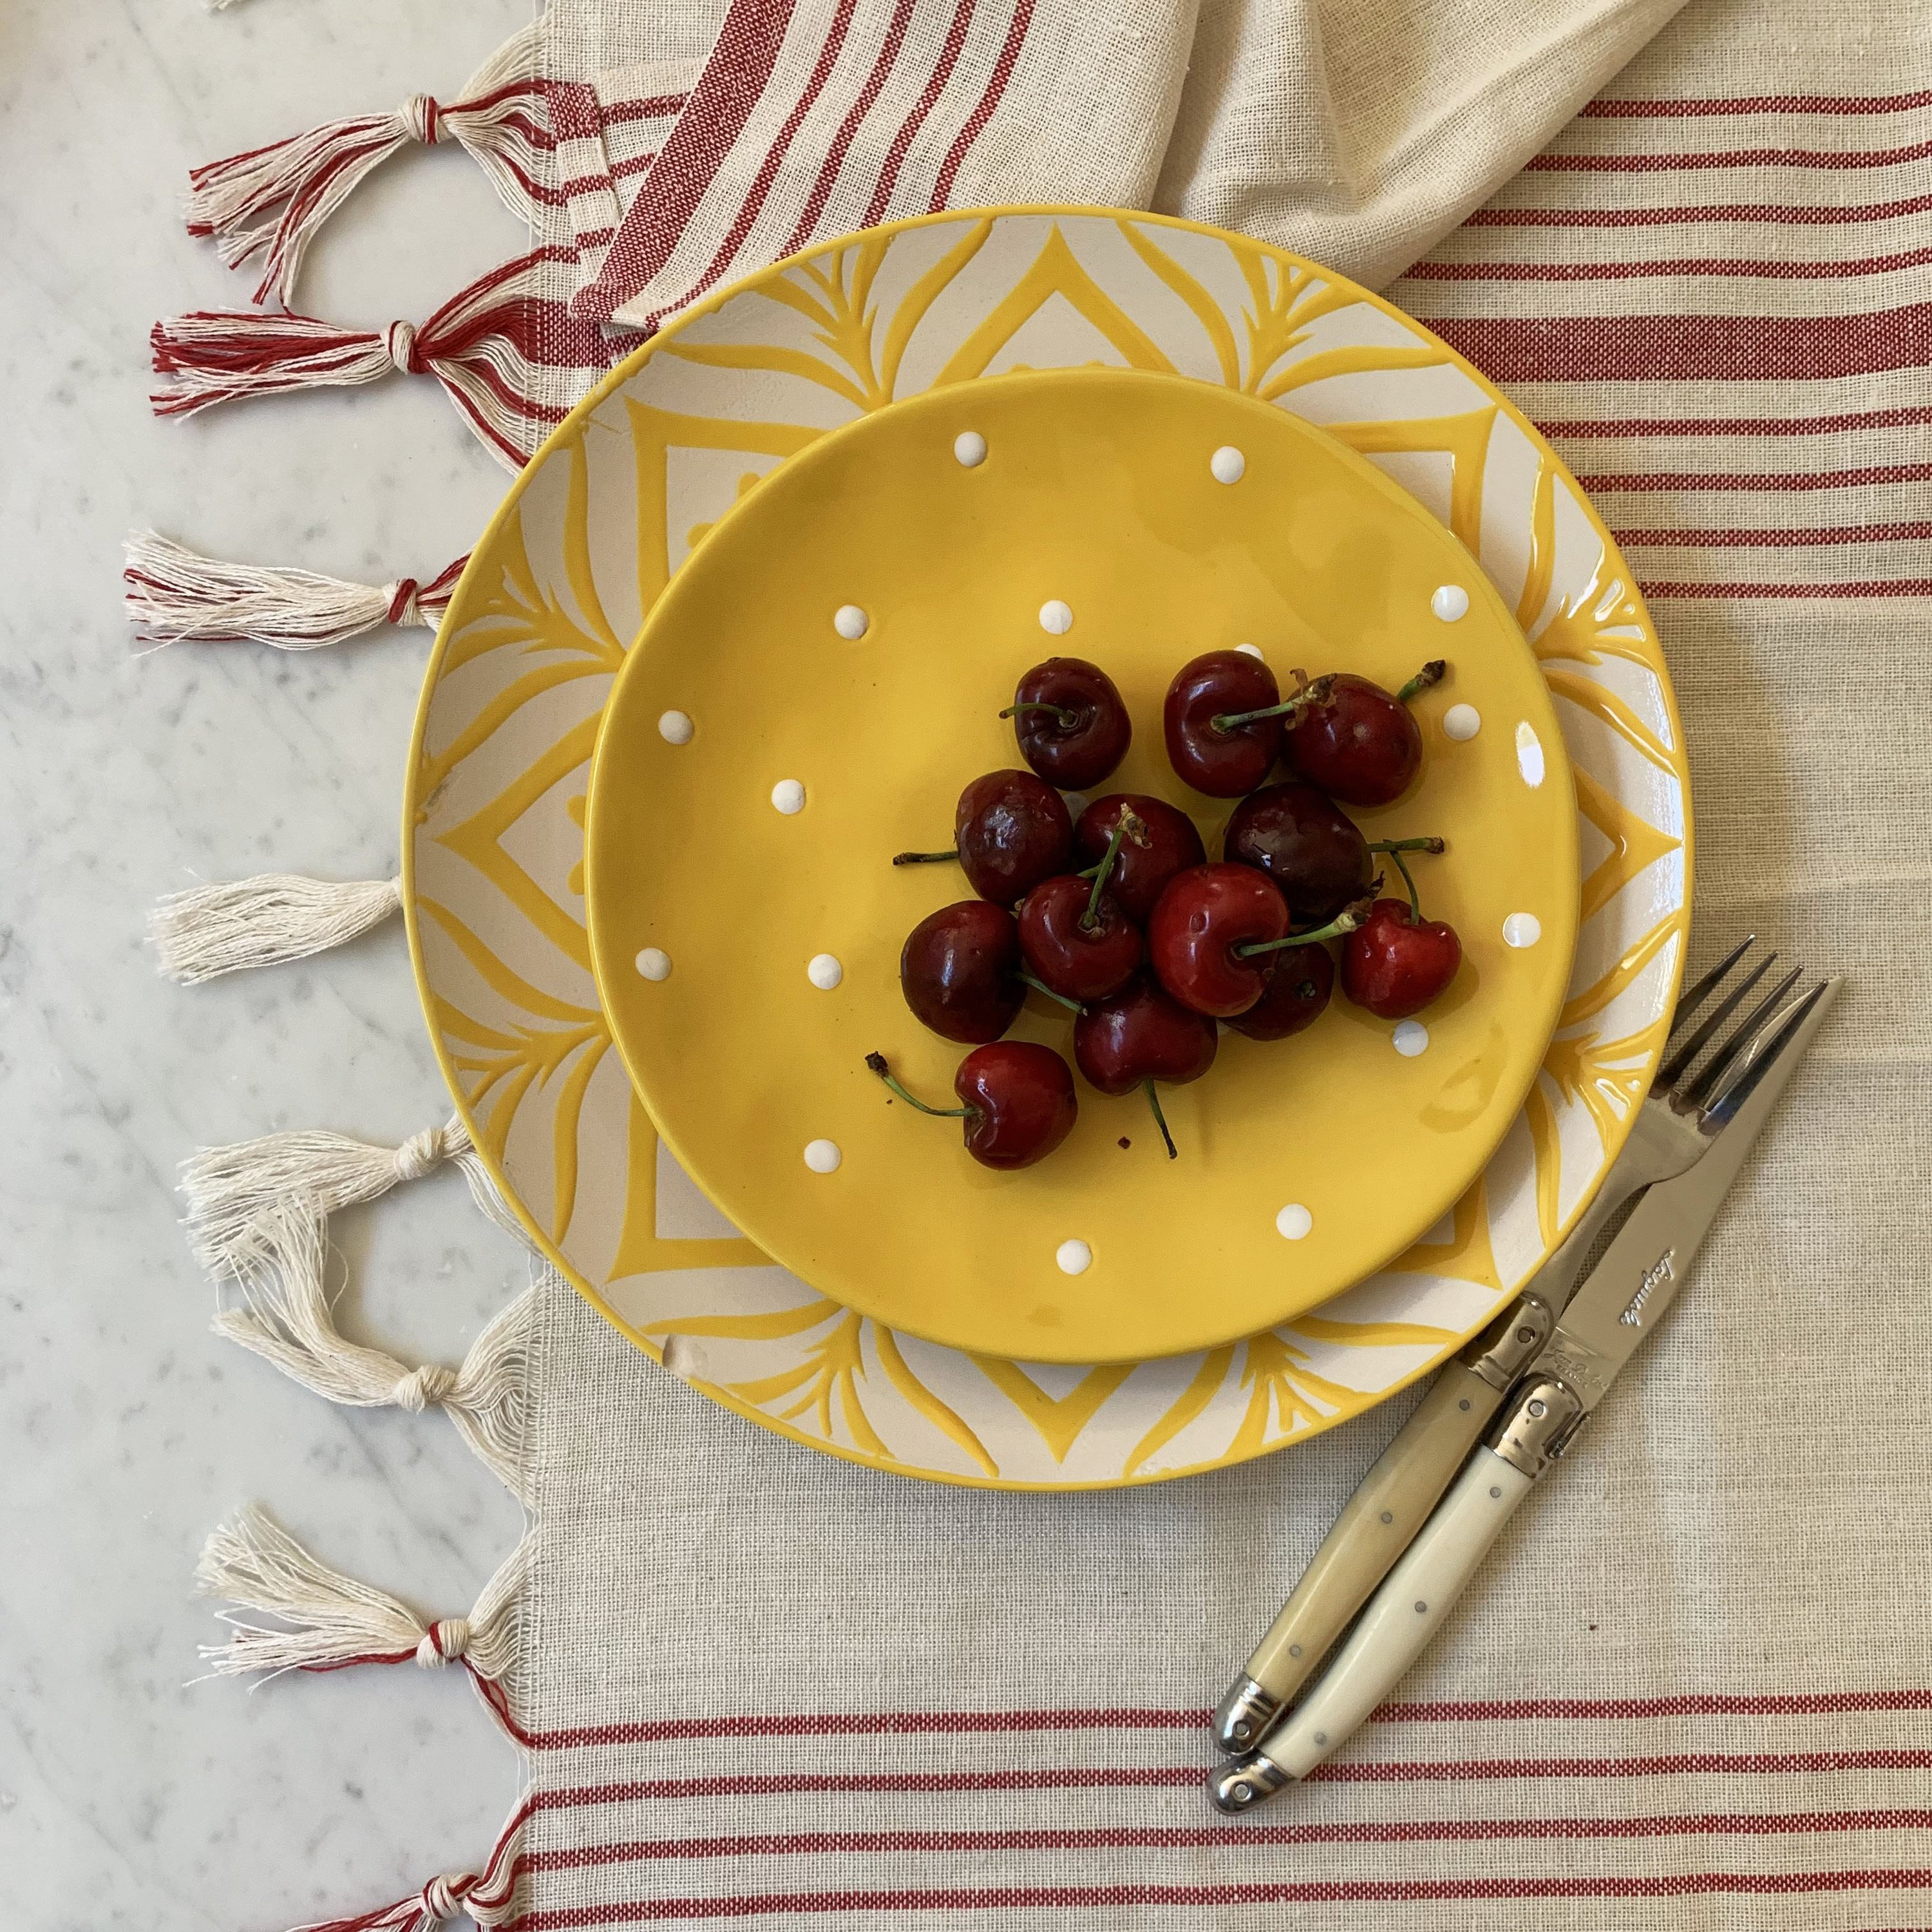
(150, 873, 401, 985)
(124, 531, 461, 649)
(197, 1505, 526, 1682)
(215, 1208, 536, 1497)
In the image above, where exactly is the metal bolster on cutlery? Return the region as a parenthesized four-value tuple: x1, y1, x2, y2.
(1209, 974, 1838, 1814)
(1208, 935, 1785, 1757)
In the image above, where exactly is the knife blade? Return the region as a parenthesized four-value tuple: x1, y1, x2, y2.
(1211, 974, 1838, 1806)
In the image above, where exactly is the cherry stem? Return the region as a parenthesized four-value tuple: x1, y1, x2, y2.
(1018, 969, 1084, 1014)
(1234, 894, 1378, 957)
(1080, 808, 1141, 931)
(864, 1052, 972, 1118)
(1396, 659, 1446, 705)
(1211, 672, 1334, 735)
(1144, 1080, 1178, 1161)
(1386, 845, 1424, 924)
(893, 849, 958, 866)
(1001, 701, 1080, 728)
(1367, 837, 1446, 857)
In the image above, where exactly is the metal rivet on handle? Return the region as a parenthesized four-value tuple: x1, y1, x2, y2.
(1414, 1602, 1428, 1615)
(1528, 1398, 1548, 1418)
(1379, 1510, 1394, 1524)
(1312, 1732, 1328, 1747)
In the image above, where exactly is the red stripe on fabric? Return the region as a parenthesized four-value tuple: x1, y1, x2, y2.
(928, 0, 1033, 209)
(504, 1870, 1932, 1927)
(1465, 194, 1932, 227)
(1573, 462, 1932, 490)
(1616, 521, 1932, 547)
(860, 0, 980, 228)
(1526, 138, 1932, 171)
(1581, 91, 1932, 117)
(1430, 303, 1932, 381)
(1405, 246, 1932, 281)
(572, 0, 795, 323)
(1376, 1689, 1932, 1721)
(535, 1768, 1198, 1808)
(1643, 579, 1932, 598)
(778, 0, 918, 257)
(1535, 406, 1932, 438)
(600, 93, 694, 128)
(544, 80, 609, 143)
(518, 1810, 1932, 1872)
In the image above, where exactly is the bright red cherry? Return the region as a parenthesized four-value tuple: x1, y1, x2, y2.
(1004, 658, 1131, 790)
(1073, 793, 1206, 923)
(1015, 808, 1145, 1002)
(1286, 662, 1444, 807)
(1163, 654, 1333, 798)
(866, 1043, 1077, 1170)
(1341, 900, 1463, 1018)
(1150, 863, 1371, 1018)
(894, 770, 1071, 904)
(1226, 942, 1334, 1041)
(900, 900, 1025, 1044)
(1074, 976, 1217, 1159)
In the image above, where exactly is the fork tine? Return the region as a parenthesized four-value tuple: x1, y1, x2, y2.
(1666, 934, 1755, 1046)
(1657, 949, 1777, 1089)
(1699, 979, 1834, 1131)
(1680, 961, 1804, 1112)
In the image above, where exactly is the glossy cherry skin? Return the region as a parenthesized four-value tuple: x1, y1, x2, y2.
(900, 900, 1025, 1043)
(954, 770, 1073, 903)
(1009, 658, 1131, 790)
(1146, 862, 1290, 1018)
(1341, 899, 1463, 1018)
(1226, 942, 1334, 1041)
(1016, 875, 1143, 1002)
(1073, 793, 1207, 923)
(1163, 650, 1282, 797)
(1286, 674, 1424, 807)
(955, 1041, 1078, 1170)
(1223, 782, 1371, 924)
(1074, 975, 1218, 1095)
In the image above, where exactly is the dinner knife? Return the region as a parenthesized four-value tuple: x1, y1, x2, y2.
(1209, 974, 1838, 1807)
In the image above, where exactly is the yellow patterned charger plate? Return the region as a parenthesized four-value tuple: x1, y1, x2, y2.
(583, 370, 1578, 1364)
(404, 208, 1690, 1483)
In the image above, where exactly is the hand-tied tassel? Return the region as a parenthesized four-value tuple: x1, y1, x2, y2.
(124, 532, 464, 649)
(149, 246, 606, 469)
(197, 1506, 526, 1686)
(283, 1809, 529, 1932)
(186, 28, 542, 307)
(149, 873, 402, 984)
(216, 1208, 535, 1496)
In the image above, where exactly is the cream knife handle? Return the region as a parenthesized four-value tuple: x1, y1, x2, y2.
(1238, 1363, 1504, 1706)
(1254, 1448, 1535, 1780)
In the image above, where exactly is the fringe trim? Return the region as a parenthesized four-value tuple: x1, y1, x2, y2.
(289, 1803, 529, 1931)
(149, 874, 402, 985)
(124, 532, 464, 649)
(185, 26, 543, 307)
(198, 1506, 526, 1683)
(216, 1208, 536, 1499)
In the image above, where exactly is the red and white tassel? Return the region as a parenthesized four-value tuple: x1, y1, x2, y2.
(125, 533, 464, 649)
(197, 1506, 526, 1687)
(149, 873, 402, 984)
(186, 27, 543, 307)
(285, 1808, 529, 1932)
(151, 246, 605, 469)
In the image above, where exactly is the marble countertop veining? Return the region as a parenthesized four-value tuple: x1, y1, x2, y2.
(0, 4, 551, 1926)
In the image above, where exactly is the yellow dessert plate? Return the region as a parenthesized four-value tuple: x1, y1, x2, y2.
(584, 367, 1578, 1365)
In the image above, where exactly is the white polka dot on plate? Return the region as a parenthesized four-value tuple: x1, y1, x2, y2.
(1503, 913, 1542, 949)
(658, 710, 694, 745)
(1211, 445, 1246, 484)
(807, 952, 843, 989)
(770, 778, 806, 815)
(1443, 703, 1481, 741)
(954, 430, 987, 467)
(833, 604, 869, 639)
(1056, 1238, 1092, 1276)
(1235, 643, 1264, 659)
(635, 947, 671, 981)
(1431, 584, 1470, 622)
(1392, 1020, 1429, 1057)
(803, 1139, 842, 1174)
(1039, 600, 1073, 636)
(1275, 1204, 1312, 1241)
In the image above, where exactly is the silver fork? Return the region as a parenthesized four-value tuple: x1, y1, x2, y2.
(1211, 936, 1806, 1754)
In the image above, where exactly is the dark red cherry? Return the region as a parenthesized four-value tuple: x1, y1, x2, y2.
(895, 771, 1072, 904)
(1073, 793, 1206, 923)
(899, 900, 1025, 1044)
(1005, 658, 1130, 790)
(1287, 663, 1444, 807)
(1162, 650, 1283, 797)
(1224, 782, 1371, 923)
(1341, 900, 1463, 1019)
(1074, 976, 1218, 1159)
(866, 1044, 1077, 1171)
(1016, 876, 1142, 1003)
(1226, 942, 1334, 1041)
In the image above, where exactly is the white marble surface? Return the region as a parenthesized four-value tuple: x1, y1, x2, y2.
(0, 5, 547, 1925)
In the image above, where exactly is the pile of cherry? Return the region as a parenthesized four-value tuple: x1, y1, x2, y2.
(867, 649, 1462, 1171)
